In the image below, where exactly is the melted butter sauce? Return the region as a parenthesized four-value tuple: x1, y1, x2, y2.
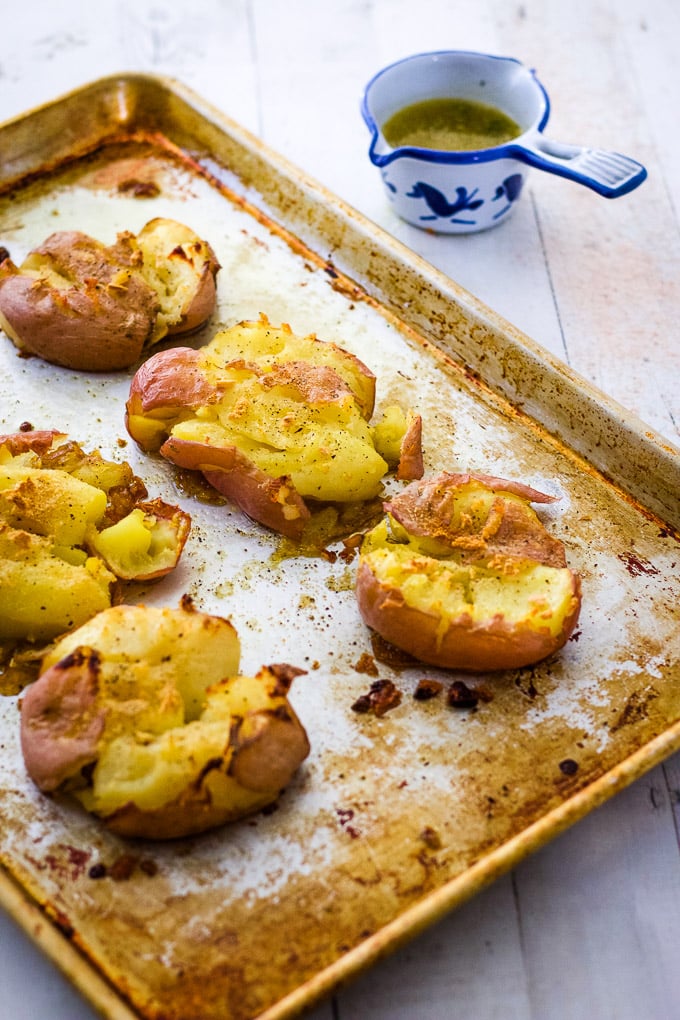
(0, 644, 44, 695)
(382, 97, 521, 152)
(272, 497, 385, 563)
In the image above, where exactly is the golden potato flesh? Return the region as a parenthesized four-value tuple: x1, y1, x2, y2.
(90, 498, 191, 581)
(0, 218, 219, 371)
(126, 315, 423, 538)
(135, 217, 220, 342)
(0, 458, 107, 546)
(0, 432, 190, 643)
(0, 523, 114, 642)
(21, 603, 310, 839)
(202, 316, 377, 418)
(355, 473, 582, 671)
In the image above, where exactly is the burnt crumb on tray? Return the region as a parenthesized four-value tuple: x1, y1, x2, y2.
(447, 680, 494, 710)
(419, 825, 442, 849)
(351, 678, 402, 716)
(353, 651, 379, 676)
(351, 675, 494, 716)
(413, 678, 444, 701)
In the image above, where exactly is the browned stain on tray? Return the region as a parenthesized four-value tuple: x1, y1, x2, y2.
(0, 76, 679, 1020)
(4, 630, 679, 1020)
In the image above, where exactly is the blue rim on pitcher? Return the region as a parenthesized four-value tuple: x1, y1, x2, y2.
(361, 50, 647, 206)
(361, 50, 551, 168)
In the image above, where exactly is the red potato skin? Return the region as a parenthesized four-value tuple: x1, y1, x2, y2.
(126, 348, 218, 419)
(124, 347, 223, 454)
(0, 231, 159, 372)
(167, 273, 216, 336)
(355, 559, 582, 672)
(135, 498, 192, 580)
(0, 429, 191, 582)
(20, 647, 104, 792)
(385, 472, 566, 567)
(103, 786, 242, 840)
(229, 710, 310, 792)
(356, 472, 582, 671)
(21, 647, 309, 841)
(0, 272, 155, 371)
(0, 222, 220, 372)
(396, 414, 424, 481)
(125, 328, 423, 537)
(385, 473, 558, 522)
(105, 694, 311, 840)
(260, 360, 356, 406)
(161, 436, 310, 540)
(322, 344, 375, 420)
(0, 429, 65, 456)
(253, 324, 376, 419)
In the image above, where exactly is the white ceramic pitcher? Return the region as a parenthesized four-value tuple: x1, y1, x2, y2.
(361, 50, 647, 234)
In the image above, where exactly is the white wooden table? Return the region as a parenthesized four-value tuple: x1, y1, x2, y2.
(1, 1, 679, 1018)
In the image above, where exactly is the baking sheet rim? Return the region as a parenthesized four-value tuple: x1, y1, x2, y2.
(0, 864, 139, 1020)
(2, 715, 680, 1020)
(0, 73, 679, 1020)
(218, 713, 680, 1017)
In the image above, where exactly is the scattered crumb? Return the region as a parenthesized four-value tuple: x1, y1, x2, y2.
(413, 678, 444, 701)
(353, 652, 379, 676)
(108, 853, 139, 881)
(447, 680, 494, 709)
(351, 678, 402, 717)
(419, 826, 442, 849)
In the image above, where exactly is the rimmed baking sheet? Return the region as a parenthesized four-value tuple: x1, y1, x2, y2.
(0, 75, 679, 1020)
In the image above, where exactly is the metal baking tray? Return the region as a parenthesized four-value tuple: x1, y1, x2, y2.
(0, 75, 679, 1020)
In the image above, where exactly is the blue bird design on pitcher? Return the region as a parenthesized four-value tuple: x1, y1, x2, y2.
(407, 182, 484, 224)
(491, 173, 524, 220)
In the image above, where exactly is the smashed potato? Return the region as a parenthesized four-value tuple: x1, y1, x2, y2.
(355, 472, 582, 671)
(126, 314, 423, 538)
(0, 218, 220, 371)
(0, 430, 190, 643)
(20, 601, 310, 839)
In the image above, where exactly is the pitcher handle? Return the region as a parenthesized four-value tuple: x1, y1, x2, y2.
(511, 133, 647, 198)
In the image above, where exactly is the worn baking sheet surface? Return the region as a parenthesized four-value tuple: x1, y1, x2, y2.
(0, 77, 679, 1020)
